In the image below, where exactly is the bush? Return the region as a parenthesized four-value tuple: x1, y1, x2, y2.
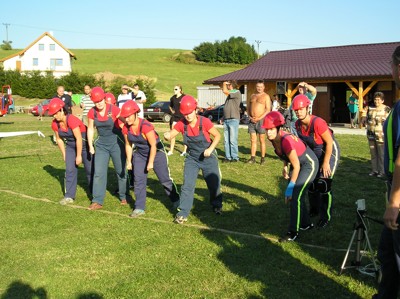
(108, 77, 157, 106)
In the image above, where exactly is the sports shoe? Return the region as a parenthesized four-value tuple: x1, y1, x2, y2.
(174, 215, 188, 224)
(129, 209, 145, 218)
(376, 173, 385, 178)
(222, 158, 231, 163)
(167, 151, 173, 156)
(247, 157, 256, 164)
(260, 157, 266, 165)
(231, 159, 239, 163)
(59, 197, 74, 205)
(317, 219, 329, 229)
(88, 202, 103, 210)
(180, 152, 187, 157)
(300, 223, 314, 231)
(279, 231, 298, 242)
(369, 171, 378, 177)
(213, 207, 222, 215)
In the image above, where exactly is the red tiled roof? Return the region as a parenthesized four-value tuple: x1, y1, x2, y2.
(204, 42, 400, 84)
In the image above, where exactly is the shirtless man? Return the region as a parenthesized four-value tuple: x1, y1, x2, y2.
(246, 80, 271, 164)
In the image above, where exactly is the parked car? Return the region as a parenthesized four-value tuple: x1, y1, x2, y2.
(143, 101, 171, 123)
(200, 103, 248, 124)
(30, 99, 50, 116)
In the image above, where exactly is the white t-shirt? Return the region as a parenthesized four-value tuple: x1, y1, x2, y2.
(133, 90, 146, 118)
(117, 93, 133, 109)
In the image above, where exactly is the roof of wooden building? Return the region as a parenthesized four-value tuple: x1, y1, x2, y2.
(204, 42, 400, 84)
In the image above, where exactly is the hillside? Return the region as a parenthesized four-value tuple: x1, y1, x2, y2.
(0, 48, 242, 100)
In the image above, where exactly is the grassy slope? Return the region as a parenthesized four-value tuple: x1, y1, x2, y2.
(0, 114, 385, 298)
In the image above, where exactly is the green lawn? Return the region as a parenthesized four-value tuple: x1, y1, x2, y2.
(0, 114, 386, 298)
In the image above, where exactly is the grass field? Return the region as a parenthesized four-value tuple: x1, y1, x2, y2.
(0, 114, 387, 298)
(0, 48, 242, 106)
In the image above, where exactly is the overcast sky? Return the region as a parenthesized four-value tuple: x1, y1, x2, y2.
(2, 0, 398, 53)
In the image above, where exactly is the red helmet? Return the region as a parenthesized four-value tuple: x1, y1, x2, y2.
(91, 87, 105, 103)
(180, 95, 197, 115)
(48, 98, 65, 115)
(120, 100, 140, 118)
(262, 111, 285, 129)
(292, 94, 310, 110)
(104, 92, 116, 105)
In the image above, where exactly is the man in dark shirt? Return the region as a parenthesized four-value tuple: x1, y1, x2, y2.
(168, 85, 186, 156)
(54, 85, 73, 114)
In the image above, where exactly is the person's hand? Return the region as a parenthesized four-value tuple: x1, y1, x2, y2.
(383, 203, 400, 230)
(89, 146, 95, 155)
(147, 162, 154, 172)
(204, 148, 212, 157)
(75, 155, 82, 166)
(126, 162, 132, 171)
(321, 162, 331, 178)
(284, 181, 295, 204)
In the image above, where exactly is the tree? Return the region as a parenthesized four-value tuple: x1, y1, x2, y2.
(1, 40, 12, 50)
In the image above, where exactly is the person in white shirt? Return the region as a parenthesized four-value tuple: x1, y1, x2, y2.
(131, 84, 147, 118)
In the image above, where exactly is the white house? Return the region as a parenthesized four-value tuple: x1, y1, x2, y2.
(0, 32, 76, 78)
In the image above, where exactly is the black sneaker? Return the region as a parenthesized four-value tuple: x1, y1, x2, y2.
(300, 223, 314, 231)
(279, 231, 298, 242)
(213, 207, 222, 215)
(247, 157, 256, 164)
(231, 159, 239, 163)
(222, 158, 231, 163)
(260, 157, 266, 165)
(317, 219, 329, 229)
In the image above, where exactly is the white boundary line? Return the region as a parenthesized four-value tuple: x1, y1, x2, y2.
(0, 188, 352, 253)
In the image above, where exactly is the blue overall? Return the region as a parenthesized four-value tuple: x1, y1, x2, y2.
(92, 104, 127, 205)
(177, 117, 223, 218)
(56, 115, 93, 199)
(296, 117, 340, 222)
(127, 119, 179, 210)
(276, 134, 318, 233)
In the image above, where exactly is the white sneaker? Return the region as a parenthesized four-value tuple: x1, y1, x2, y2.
(59, 197, 74, 205)
(167, 151, 173, 156)
(180, 152, 187, 157)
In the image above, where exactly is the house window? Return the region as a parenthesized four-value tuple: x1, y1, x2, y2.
(33, 58, 39, 66)
(50, 58, 63, 69)
(49, 44, 55, 51)
(38, 44, 44, 51)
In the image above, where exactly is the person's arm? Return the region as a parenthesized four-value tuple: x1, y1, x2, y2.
(55, 131, 66, 161)
(284, 150, 301, 202)
(164, 128, 179, 141)
(124, 134, 133, 171)
(204, 127, 220, 157)
(384, 148, 400, 230)
(72, 127, 83, 166)
(145, 131, 157, 171)
(304, 82, 317, 97)
(87, 117, 95, 155)
(222, 82, 230, 96)
(320, 130, 333, 178)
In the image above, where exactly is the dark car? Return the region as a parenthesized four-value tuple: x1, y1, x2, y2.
(30, 99, 50, 116)
(201, 103, 248, 124)
(143, 101, 172, 123)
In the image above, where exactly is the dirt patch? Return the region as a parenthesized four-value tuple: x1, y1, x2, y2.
(94, 72, 157, 85)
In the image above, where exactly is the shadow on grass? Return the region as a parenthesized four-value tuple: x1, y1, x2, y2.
(1, 280, 47, 299)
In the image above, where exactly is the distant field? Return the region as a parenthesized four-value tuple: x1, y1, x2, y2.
(0, 48, 242, 101)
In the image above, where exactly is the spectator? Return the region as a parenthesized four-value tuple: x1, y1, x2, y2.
(221, 80, 241, 162)
(54, 86, 73, 114)
(246, 80, 271, 165)
(163, 95, 223, 224)
(262, 111, 318, 242)
(289, 82, 317, 135)
(168, 85, 187, 156)
(117, 84, 133, 109)
(366, 92, 391, 178)
(121, 101, 180, 217)
(80, 85, 94, 126)
(347, 91, 359, 128)
(87, 87, 128, 210)
(272, 94, 281, 111)
(48, 98, 93, 205)
(131, 84, 147, 119)
(373, 45, 400, 299)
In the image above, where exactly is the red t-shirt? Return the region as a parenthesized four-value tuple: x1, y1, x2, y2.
(174, 116, 214, 142)
(279, 131, 306, 157)
(51, 114, 86, 133)
(87, 104, 121, 128)
(122, 119, 154, 138)
(296, 116, 330, 145)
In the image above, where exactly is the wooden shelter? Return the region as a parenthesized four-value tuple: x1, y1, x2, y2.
(204, 42, 400, 124)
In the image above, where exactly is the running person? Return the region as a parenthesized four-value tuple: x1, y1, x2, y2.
(164, 95, 223, 223)
(292, 94, 340, 228)
(49, 98, 93, 205)
(120, 101, 180, 217)
(262, 111, 318, 242)
(87, 87, 128, 210)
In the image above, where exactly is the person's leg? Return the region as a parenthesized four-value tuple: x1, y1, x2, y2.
(82, 145, 94, 195)
(377, 142, 385, 175)
(230, 119, 239, 161)
(368, 139, 378, 174)
(64, 145, 78, 199)
(259, 133, 266, 161)
(223, 120, 231, 160)
(201, 154, 222, 210)
(176, 158, 200, 218)
(133, 153, 148, 210)
(248, 132, 257, 163)
(109, 141, 128, 201)
(153, 150, 180, 203)
(91, 145, 109, 205)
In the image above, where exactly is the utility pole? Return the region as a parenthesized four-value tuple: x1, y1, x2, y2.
(2, 23, 10, 42)
(255, 40, 261, 59)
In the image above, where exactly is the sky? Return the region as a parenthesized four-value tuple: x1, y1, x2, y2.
(1, 0, 398, 54)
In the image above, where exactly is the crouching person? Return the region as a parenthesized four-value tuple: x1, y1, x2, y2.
(164, 95, 223, 224)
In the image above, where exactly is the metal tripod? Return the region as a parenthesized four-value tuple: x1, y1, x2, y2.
(339, 210, 380, 276)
